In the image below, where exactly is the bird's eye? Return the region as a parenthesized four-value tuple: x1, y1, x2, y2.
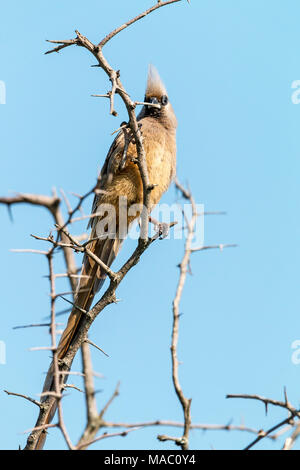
(161, 95, 168, 106)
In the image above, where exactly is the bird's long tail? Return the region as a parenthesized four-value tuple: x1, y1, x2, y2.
(33, 235, 122, 450)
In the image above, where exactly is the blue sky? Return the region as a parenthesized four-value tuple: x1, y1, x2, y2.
(1, 0, 300, 450)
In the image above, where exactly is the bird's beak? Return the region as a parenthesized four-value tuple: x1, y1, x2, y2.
(149, 97, 159, 105)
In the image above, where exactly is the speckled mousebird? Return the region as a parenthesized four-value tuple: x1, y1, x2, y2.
(32, 65, 177, 449)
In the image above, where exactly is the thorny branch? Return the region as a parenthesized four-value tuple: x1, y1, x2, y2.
(227, 391, 300, 450)
(156, 180, 237, 450)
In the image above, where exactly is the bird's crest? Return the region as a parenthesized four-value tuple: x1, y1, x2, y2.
(146, 64, 167, 98)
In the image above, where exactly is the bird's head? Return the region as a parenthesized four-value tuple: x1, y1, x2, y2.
(138, 65, 177, 130)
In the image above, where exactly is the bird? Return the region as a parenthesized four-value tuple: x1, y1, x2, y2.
(32, 65, 177, 449)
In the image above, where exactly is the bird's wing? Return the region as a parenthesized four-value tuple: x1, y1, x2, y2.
(88, 130, 128, 229)
(56, 129, 132, 359)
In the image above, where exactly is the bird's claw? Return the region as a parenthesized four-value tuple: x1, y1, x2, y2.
(149, 217, 170, 239)
(157, 222, 170, 239)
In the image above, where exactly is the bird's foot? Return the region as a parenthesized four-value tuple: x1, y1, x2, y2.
(149, 216, 171, 239)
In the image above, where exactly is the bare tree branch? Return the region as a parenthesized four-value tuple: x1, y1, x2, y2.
(98, 0, 183, 48)
(227, 391, 300, 450)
